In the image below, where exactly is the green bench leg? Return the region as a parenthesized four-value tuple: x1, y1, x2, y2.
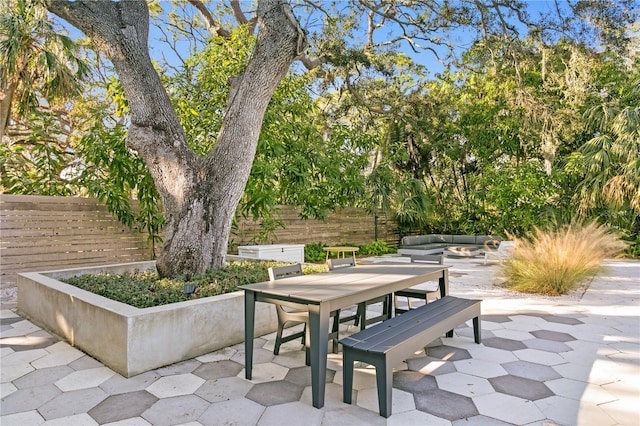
(473, 316, 482, 343)
(343, 350, 355, 404)
(342, 350, 394, 418)
(374, 357, 392, 418)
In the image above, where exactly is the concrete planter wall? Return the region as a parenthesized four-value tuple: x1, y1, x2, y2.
(17, 261, 278, 377)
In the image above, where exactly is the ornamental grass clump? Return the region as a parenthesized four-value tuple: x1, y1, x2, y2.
(502, 222, 626, 296)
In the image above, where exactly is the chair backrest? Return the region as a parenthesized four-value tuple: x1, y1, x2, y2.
(498, 241, 517, 254)
(327, 257, 356, 270)
(268, 264, 303, 281)
(410, 254, 444, 265)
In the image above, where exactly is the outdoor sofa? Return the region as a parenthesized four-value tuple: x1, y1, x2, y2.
(398, 234, 502, 257)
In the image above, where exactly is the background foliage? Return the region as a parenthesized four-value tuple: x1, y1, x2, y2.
(2, 0, 638, 255)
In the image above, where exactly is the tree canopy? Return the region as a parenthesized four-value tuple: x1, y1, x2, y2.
(2, 0, 638, 276)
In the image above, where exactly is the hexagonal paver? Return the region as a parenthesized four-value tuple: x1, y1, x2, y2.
(198, 398, 265, 425)
(13, 365, 74, 389)
(262, 401, 329, 424)
(38, 387, 108, 420)
(53, 367, 115, 392)
(193, 360, 243, 380)
(502, 360, 562, 381)
(196, 346, 237, 363)
(245, 380, 304, 406)
(271, 349, 307, 369)
(393, 370, 438, 393)
(466, 346, 518, 364)
(357, 386, 416, 415)
(454, 358, 508, 379)
(473, 393, 545, 424)
(240, 362, 289, 384)
(0, 384, 61, 415)
(195, 376, 253, 403)
(141, 394, 209, 426)
(482, 337, 527, 352)
(0, 335, 58, 351)
(481, 315, 512, 324)
(155, 359, 201, 376)
(523, 338, 573, 353)
(436, 372, 494, 397)
(88, 390, 158, 424)
(414, 388, 479, 421)
(454, 415, 513, 425)
(489, 375, 554, 401)
(425, 345, 471, 361)
(406, 356, 456, 376)
(514, 348, 567, 366)
(231, 345, 274, 365)
(545, 377, 590, 400)
(145, 374, 205, 398)
(31, 344, 84, 369)
(542, 315, 584, 325)
(531, 330, 576, 342)
(69, 355, 104, 371)
(284, 365, 335, 387)
(99, 371, 161, 395)
(492, 329, 535, 341)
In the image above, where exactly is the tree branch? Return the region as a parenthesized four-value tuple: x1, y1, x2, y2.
(186, 0, 231, 38)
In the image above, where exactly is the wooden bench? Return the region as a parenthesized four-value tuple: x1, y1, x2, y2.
(340, 296, 482, 418)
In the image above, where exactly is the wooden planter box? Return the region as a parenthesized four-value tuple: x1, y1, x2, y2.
(17, 261, 278, 377)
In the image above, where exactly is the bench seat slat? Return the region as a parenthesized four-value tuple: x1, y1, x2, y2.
(349, 302, 480, 355)
(341, 297, 479, 352)
(340, 296, 464, 342)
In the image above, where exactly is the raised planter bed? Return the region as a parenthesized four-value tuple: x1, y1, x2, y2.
(17, 261, 278, 377)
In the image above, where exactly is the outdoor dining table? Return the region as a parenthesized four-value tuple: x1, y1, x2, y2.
(240, 263, 450, 409)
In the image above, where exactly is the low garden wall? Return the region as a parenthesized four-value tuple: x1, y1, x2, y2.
(17, 261, 278, 377)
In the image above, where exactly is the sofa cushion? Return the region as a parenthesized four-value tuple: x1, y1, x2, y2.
(402, 235, 434, 246)
(429, 234, 449, 243)
(452, 235, 477, 244)
(410, 243, 448, 250)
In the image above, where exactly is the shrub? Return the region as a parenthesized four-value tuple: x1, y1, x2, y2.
(304, 242, 326, 262)
(64, 260, 328, 308)
(359, 239, 396, 256)
(501, 222, 627, 295)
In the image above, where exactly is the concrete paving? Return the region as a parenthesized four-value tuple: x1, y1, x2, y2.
(1, 257, 638, 425)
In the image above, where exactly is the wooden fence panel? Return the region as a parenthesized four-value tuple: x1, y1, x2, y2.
(232, 206, 398, 247)
(1, 195, 399, 287)
(1, 195, 154, 287)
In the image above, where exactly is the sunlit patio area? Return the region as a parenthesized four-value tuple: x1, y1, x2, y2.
(1, 257, 638, 425)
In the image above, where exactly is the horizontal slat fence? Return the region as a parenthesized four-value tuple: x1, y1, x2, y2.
(233, 206, 397, 247)
(1, 195, 154, 287)
(1, 195, 398, 287)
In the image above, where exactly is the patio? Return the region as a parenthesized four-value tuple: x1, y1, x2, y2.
(1, 257, 638, 425)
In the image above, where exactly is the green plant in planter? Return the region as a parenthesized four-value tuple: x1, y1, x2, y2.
(359, 239, 396, 256)
(501, 222, 627, 295)
(304, 242, 326, 262)
(64, 260, 328, 308)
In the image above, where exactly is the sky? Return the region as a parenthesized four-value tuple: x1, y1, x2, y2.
(143, 0, 577, 76)
(54, 0, 599, 79)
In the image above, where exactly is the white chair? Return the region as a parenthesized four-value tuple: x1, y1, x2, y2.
(484, 241, 516, 264)
(269, 264, 340, 355)
(269, 264, 308, 355)
(393, 254, 443, 315)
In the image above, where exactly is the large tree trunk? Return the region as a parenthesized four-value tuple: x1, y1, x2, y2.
(47, 0, 303, 277)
